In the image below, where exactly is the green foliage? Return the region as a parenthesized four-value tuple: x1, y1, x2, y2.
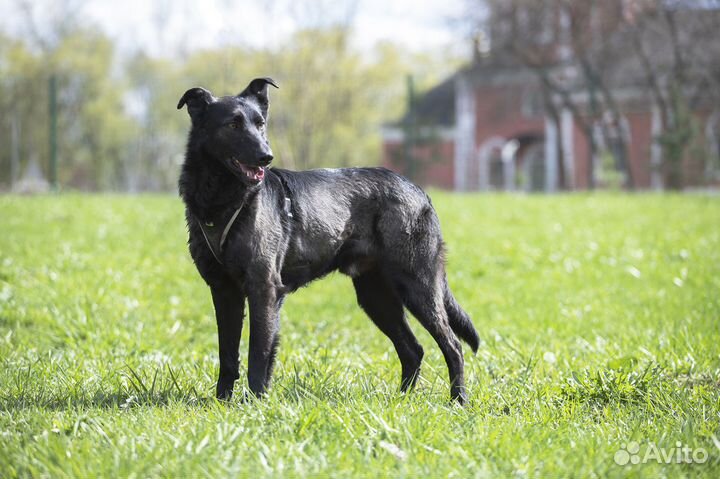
(656, 85, 698, 190)
(1, 193, 719, 477)
(0, 28, 137, 189)
(0, 26, 461, 190)
(597, 151, 625, 190)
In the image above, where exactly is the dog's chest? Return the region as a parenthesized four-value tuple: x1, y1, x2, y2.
(277, 216, 349, 288)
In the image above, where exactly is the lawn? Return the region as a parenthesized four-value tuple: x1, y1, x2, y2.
(0, 192, 719, 477)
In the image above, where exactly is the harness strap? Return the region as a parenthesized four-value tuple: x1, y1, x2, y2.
(197, 172, 294, 265)
(197, 204, 244, 265)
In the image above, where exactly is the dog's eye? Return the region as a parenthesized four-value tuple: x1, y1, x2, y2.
(229, 122, 239, 129)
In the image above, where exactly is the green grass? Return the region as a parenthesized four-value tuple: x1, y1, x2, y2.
(0, 192, 719, 478)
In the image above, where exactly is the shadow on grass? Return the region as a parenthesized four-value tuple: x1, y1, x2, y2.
(0, 363, 222, 412)
(0, 368, 446, 413)
(0, 388, 221, 413)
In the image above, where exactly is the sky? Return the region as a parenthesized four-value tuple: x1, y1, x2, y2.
(1, 0, 470, 57)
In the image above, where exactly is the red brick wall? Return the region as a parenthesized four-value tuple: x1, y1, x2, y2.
(382, 141, 402, 172)
(383, 139, 455, 189)
(626, 111, 653, 188)
(383, 81, 718, 191)
(572, 119, 590, 189)
(571, 112, 654, 189)
(474, 86, 544, 146)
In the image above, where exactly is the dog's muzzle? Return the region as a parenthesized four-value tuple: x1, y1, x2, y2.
(231, 159, 266, 182)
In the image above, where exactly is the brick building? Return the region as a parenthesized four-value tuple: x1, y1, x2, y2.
(382, 4, 720, 192)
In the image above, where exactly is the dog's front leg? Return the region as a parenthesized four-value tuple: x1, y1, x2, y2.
(247, 288, 282, 397)
(211, 286, 245, 400)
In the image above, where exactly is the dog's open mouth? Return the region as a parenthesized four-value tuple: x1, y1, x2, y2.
(231, 159, 265, 182)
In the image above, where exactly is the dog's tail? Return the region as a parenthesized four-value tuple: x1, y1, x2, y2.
(444, 279, 479, 353)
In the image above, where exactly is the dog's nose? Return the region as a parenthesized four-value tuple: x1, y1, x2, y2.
(258, 154, 273, 165)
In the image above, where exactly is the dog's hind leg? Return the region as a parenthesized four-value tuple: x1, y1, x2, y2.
(396, 275, 467, 404)
(353, 270, 424, 392)
(211, 286, 245, 400)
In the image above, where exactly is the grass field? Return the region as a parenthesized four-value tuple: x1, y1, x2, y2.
(0, 193, 719, 477)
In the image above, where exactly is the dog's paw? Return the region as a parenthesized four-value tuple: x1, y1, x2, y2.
(216, 383, 235, 401)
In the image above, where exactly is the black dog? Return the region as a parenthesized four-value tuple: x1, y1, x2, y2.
(177, 78, 479, 403)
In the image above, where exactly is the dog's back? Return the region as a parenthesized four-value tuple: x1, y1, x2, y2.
(272, 166, 435, 276)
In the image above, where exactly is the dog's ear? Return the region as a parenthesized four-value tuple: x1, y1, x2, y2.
(238, 77, 278, 119)
(177, 87, 215, 120)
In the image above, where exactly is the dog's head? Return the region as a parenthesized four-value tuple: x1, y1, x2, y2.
(177, 78, 279, 185)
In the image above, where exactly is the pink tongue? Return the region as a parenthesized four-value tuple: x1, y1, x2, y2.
(255, 168, 265, 181)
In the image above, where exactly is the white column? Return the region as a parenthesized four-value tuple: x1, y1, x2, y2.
(650, 105, 663, 190)
(705, 113, 719, 180)
(10, 114, 20, 188)
(561, 109, 575, 190)
(544, 116, 558, 192)
(454, 75, 476, 191)
(502, 140, 519, 191)
(478, 152, 489, 191)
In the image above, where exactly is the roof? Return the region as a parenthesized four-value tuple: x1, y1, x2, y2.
(388, 58, 541, 130)
(392, 75, 456, 128)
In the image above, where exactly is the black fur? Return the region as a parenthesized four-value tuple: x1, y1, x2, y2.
(177, 78, 478, 403)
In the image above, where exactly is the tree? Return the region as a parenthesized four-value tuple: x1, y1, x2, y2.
(1, 1, 135, 190)
(474, 0, 720, 190)
(0, 0, 462, 190)
(480, 0, 636, 189)
(619, 0, 720, 189)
